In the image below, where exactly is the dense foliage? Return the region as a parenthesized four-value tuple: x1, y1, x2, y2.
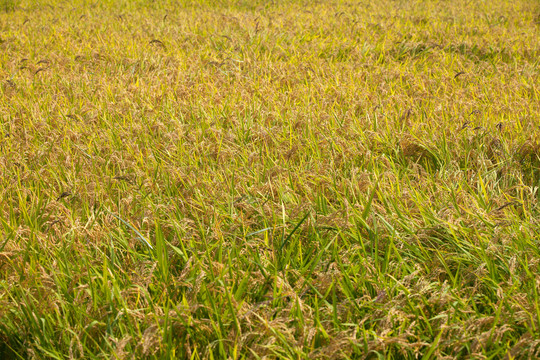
(1, 0, 539, 358)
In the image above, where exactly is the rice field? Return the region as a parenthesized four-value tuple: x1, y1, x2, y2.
(1, 0, 540, 358)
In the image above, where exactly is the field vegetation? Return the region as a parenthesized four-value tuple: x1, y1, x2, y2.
(1, 0, 540, 358)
